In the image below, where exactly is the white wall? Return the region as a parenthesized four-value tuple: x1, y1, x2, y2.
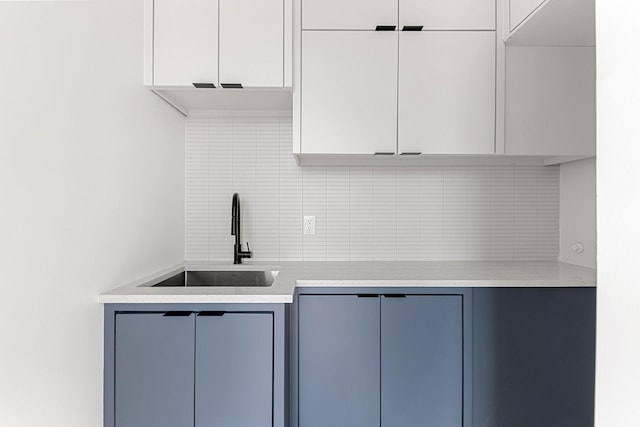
(595, 1, 640, 425)
(0, 2, 184, 426)
(559, 158, 596, 268)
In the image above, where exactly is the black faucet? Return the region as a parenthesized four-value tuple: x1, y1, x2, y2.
(231, 193, 252, 264)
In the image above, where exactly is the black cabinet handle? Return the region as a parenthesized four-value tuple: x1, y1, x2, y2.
(375, 25, 396, 31)
(400, 152, 422, 155)
(198, 311, 226, 317)
(163, 311, 193, 317)
(357, 294, 378, 298)
(374, 152, 396, 156)
(383, 294, 406, 298)
(402, 25, 423, 31)
(221, 83, 243, 89)
(193, 83, 216, 88)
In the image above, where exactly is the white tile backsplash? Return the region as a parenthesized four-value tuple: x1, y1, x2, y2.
(185, 114, 560, 262)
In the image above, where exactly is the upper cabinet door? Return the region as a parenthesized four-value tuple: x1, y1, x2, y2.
(398, 31, 496, 155)
(219, 0, 284, 87)
(400, 0, 495, 30)
(153, 0, 218, 86)
(301, 31, 398, 154)
(302, 0, 397, 30)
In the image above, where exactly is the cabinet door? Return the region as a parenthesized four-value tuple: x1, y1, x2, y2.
(301, 31, 398, 154)
(398, 31, 495, 155)
(195, 313, 273, 427)
(219, 0, 283, 87)
(400, 0, 495, 30)
(302, 0, 397, 30)
(299, 295, 381, 427)
(115, 313, 195, 427)
(154, 0, 218, 86)
(510, 0, 545, 31)
(381, 295, 463, 427)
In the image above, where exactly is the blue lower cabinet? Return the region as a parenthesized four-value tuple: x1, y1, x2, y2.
(381, 295, 463, 427)
(298, 293, 464, 427)
(472, 288, 596, 427)
(115, 313, 196, 427)
(108, 306, 279, 427)
(195, 313, 273, 427)
(298, 295, 381, 427)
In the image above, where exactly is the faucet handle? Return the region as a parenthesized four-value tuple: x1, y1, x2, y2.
(246, 242, 251, 253)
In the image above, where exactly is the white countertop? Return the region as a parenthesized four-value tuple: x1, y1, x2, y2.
(98, 261, 596, 304)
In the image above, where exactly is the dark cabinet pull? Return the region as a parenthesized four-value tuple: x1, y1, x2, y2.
(357, 294, 378, 298)
(163, 311, 193, 317)
(375, 25, 396, 31)
(193, 83, 216, 88)
(400, 152, 422, 155)
(402, 25, 424, 31)
(221, 83, 243, 89)
(374, 152, 396, 156)
(383, 294, 406, 298)
(198, 311, 225, 317)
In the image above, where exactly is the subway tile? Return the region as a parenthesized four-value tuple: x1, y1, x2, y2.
(185, 116, 560, 262)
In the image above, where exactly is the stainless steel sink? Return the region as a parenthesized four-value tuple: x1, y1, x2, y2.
(151, 270, 278, 287)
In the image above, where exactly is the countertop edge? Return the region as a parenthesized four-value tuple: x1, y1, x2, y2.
(97, 294, 294, 304)
(98, 261, 596, 304)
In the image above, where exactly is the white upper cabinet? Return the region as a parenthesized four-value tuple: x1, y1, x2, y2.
(510, 0, 545, 31)
(506, 0, 595, 47)
(303, 0, 495, 31)
(302, 0, 397, 30)
(398, 32, 496, 155)
(149, 0, 289, 94)
(400, 0, 495, 30)
(301, 31, 398, 154)
(153, 0, 219, 86)
(219, 0, 284, 87)
(505, 47, 595, 157)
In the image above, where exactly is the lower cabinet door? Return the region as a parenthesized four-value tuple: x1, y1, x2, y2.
(115, 313, 196, 427)
(299, 295, 381, 427)
(195, 312, 273, 427)
(381, 295, 463, 427)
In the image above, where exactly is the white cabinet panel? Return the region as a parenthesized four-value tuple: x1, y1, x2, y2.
(400, 0, 495, 30)
(302, 0, 397, 30)
(153, 0, 218, 86)
(220, 0, 284, 87)
(510, 0, 545, 31)
(398, 32, 496, 155)
(301, 31, 398, 154)
(505, 47, 595, 156)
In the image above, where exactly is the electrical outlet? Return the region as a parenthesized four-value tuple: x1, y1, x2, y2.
(304, 216, 316, 235)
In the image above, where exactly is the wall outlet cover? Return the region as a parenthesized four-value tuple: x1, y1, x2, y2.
(304, 216, 316, 235)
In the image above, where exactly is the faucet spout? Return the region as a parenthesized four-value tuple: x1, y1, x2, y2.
(231, 193, 240, 237)
(231, 193, 252, 264)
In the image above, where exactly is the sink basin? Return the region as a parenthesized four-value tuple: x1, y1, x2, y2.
(151, 270, 278, 288)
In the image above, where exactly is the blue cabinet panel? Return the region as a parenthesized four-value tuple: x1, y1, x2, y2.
(381, 295, 463, 427)
(472, 288, 596, 427)
(115, 313, 195, 427)
(195, 313, 273, 427)
(298, 295, 381, 427)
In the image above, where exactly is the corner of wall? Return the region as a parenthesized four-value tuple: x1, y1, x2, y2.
(559, 157, 596, 268)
